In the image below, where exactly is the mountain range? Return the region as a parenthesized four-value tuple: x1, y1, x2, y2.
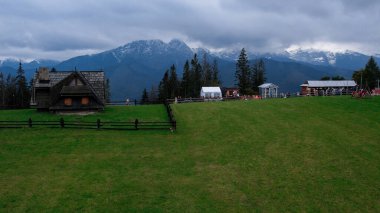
(1, 39, 379, 100)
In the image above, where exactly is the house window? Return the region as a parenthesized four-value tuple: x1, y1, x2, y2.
(64, 98, 72, 106)
(81, 97, 89, 105)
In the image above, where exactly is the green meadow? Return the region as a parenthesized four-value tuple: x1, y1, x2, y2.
(1, 96, 380, 212)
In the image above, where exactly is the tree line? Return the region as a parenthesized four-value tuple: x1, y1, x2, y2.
(235, 48, 266, 95)
(352, 56, 380, 89)
(320, 75, 345, 80)
(0, 62, 31, 108)
(141, 53, 221, 103)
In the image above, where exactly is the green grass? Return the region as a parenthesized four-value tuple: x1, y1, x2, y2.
(1, 97, 380, 212)
(0, 105, 168, 122)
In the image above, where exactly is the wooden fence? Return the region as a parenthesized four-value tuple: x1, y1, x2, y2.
(0, 118, 174, 130)
(164, 101, 176, 130)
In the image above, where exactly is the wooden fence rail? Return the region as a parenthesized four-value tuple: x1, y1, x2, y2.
(164, 101, 176, 130)
(0, 118, 174, 131)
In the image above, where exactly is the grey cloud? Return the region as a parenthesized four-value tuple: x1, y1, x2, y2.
(0, 0, 379, 60)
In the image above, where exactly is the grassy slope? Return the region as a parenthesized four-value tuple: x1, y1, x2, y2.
(0, 105, 168, 122)
(1, 97, 380, 212)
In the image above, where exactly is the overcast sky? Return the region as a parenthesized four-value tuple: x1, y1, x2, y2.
(0, 0, 379, 61)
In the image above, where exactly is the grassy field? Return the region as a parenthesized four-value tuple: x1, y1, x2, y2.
(0, 105, 168, 122)
(1, 97, 380, 212)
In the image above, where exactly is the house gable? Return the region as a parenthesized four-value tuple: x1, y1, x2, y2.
(32, 68, 105, 112)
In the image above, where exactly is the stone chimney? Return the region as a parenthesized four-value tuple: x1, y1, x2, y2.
(38, 67, 50, 83)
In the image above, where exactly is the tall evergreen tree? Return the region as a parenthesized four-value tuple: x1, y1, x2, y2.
(235, 48, 253, 95)
(158, 70, 170, 101)
(352, 57, 380, 89)
(191, 54, 202, 97)
(140, 88, 149, 104)
(211, 59, 221, 86)
(363, 56, 380, 89)
(15, 62, 30, 107)
(251, 58, 266, 93)
(352, 69, 364, 88)
(180, 60, 191, 98)
(202, 53, 212, 86)
(168, 64, 179, 98)
(149, 85, 158, 103)
(6, 74, 17, 106)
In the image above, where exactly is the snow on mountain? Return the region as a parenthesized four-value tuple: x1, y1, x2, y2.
(0, 58, 60, 68)
(103, 39, 195, 63)
(284, 48, 337, 66)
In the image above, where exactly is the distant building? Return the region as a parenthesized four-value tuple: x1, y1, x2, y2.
(31, 68, 106, 112)
(258, 83, 279, 98)
(223, 87, 239, 97)
(200, 87, 222, 99)
(300, 80, 357, 96)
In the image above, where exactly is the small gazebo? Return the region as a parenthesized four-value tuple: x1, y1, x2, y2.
(258, 83, 279, 98)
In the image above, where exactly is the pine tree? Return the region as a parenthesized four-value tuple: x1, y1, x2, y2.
(180, 60, 191, 98)
(352, 69, 364, 88)
(149, 85, 158, 103)
(235, 48, 253, 95)
(363, 56, 380, 89)
(211, 59, 221, 86)
(202, 53, 212, 86)
(158, 70, 170, 101)
(191, 54, 202, 97)
(15, 62, 30, 107)
(140, 88, 149, 104)
(6, 74, 17, 106)
(168, 64, 179, 98)
(253, 59, 266, 93)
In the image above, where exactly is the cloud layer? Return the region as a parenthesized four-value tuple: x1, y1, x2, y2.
(0, 0, 379, 60)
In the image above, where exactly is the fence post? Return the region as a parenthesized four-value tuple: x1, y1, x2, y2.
(135, 119, 138, 130)
(173, 120, 176, 130)
(134, 99, 137, 106)
(28, 118, 32, 128)
(60, 118, 64, 128)
(97, 119, 101, 129)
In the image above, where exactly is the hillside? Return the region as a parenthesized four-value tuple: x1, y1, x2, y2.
(1, 97, 380, 211)
(54, 40, 363, 100)
(1, 40, 379, 100)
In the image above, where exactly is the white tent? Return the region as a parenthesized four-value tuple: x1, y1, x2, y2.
(258, 83, 279, 98)
(200, 87, 222, 98)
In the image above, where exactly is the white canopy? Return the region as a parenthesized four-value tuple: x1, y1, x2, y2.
(201, 87, 222, 93)
(200, 87, 222, 98)
(258, 83, 279, 88)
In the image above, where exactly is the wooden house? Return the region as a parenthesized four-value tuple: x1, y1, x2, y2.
(31, 68, 106, 112)
(223, 87, 240, 97)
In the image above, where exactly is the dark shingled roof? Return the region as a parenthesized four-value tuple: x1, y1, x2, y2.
(60, 85, 92, 95)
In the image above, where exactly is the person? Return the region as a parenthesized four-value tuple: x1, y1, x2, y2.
(126, 98, 130, 105)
